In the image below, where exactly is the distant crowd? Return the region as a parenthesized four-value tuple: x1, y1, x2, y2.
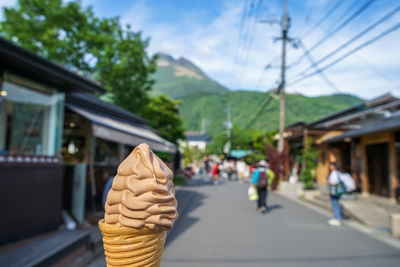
(184, 157, 275, 214)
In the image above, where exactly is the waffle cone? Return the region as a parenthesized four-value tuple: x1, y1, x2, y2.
(98, 219, 166, 267)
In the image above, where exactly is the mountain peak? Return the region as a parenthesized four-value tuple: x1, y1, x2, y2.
(155, 53, 206, 80)
(157, 53, 175, 62)
(152, 52, 229, 99)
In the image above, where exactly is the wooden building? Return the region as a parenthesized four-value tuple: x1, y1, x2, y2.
(0, 37, 104, 244)
(325, 115, 400, 201)
(282, 93, 400, 200)
(62, 93, 176, 221)
(0, 37, 177, 244)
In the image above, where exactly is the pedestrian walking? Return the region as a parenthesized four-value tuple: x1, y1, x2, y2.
(252, 160, 274, 213)
(212, 161, 220, 185)
(237, 159, 246, 184)
(328, 162, 345, 226)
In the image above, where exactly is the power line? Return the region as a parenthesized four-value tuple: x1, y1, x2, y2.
(237, 0, 255, 65)
(291, 0, 376, 68)
(295, 5, 400, 79)
(300, 0, 346, 40)
(298, 40, 342, 94)
(235, 90, 276, 138)
(230, 0, 251, 88)
(289, 22, 400, 86)
(325, 0, 360, 32)
(237, 0, 264, 87)
(288, 0, 358, 68)
(295, 40, 358, 107)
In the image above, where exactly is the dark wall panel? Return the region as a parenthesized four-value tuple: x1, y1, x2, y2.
(0, 165, 63, 244)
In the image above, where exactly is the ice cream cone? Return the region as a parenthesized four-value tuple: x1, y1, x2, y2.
(99, 219, 166, 267)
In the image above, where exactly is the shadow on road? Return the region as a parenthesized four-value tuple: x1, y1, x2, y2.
(166, 189, 206, 247)
(185, 176, 214, 187)
(268, 204, 283, 212)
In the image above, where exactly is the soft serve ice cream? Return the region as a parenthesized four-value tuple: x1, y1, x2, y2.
(104, 143, 178, 231)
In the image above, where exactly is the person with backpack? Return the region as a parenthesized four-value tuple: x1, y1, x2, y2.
(252, 160, 275, 213)
(328, 162, 345, 226)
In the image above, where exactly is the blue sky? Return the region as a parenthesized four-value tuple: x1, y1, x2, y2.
(1, 0, 400, 99)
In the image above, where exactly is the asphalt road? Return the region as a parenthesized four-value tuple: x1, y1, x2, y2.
(161, 177, 400, 267)
(88, 176, 400, 267)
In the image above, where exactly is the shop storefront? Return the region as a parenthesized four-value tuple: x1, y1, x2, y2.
(62, 93, 177, 221)
(0, 37, 104, 244)
(325, 116, 400, 202)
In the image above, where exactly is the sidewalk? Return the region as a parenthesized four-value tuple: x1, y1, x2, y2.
(295, 185, 400, 230)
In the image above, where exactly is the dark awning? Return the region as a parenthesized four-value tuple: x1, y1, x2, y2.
(324, 115, 400, 144)
(66, 104, 176, 153)
(0, 37, 105, 94)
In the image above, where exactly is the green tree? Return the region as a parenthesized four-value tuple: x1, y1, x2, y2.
(0, 0, 185, 142)
(95, 30, 157, 115)
(1, 0, 156, 115)
(207, 131, 226, 154)
(245, 130, 276, 164)
(300, 137, 319, 189)
(144, 94, 185, 144)
(182, 145, 205, 166)
(1, 0, 95, 72)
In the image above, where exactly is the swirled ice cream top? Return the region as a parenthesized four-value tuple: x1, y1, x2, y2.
(104, 143, 178, 230)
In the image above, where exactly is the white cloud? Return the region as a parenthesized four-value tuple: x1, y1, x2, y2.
(4, 0, 397, 100)
(119, 0, 285, 92)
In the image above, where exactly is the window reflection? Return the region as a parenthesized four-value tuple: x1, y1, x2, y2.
(0, 82, 64, 156)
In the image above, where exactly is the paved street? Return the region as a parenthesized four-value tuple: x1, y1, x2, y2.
(161, 177, 400, 267)
(88, 176, 400, 267)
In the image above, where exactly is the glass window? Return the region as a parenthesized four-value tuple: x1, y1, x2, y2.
(94, 138, 119, 165)
(62, 111, 89, 163)
(0, 82, 64, 156)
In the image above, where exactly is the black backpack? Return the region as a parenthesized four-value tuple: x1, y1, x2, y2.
(258, 171, 267, 188)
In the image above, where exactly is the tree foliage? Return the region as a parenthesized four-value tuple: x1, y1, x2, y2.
(300, 137, 319, 189)
(144, 94, 185, 144)
(207, 125, 254, 154)
(0, 0, 185, 143)
(182, 145, 205, 166)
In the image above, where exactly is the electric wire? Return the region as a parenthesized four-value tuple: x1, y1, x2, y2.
(298, 40, 342, 94)
(294, 40, 358, 106)
(290, 0, 376, 68)
(229, 0, 251, 88)
(295, 5, 400, 79)
(288, 22, 400, 86)
(237, 0, 264, 87)
(235, 90, 275, 139)
(301, 0, 346, 40)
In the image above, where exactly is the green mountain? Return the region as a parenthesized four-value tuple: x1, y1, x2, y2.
(153, 53, 228, 98)
(153, 53, 362, 136)
(179, 91, 361, 136)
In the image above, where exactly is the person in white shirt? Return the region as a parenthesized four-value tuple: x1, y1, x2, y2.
(237, 159, 246, 184)
(328, 162, 343, 226)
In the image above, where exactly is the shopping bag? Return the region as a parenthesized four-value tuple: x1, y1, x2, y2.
(248, 186, 258, 201)
(329, 181, 346, 197)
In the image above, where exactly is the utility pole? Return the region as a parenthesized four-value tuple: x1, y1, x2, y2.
(224, 105, 232, 155)
(277, 0, 290, 153)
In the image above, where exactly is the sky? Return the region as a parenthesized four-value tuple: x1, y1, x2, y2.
(1, 0, 400, 100)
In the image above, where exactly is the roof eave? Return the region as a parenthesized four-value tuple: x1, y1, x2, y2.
(0, 37, 105, 94)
